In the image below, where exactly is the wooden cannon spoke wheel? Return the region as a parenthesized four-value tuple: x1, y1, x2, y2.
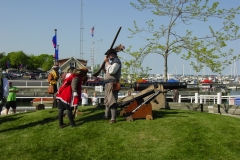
(126, 116, 133, 122)
(120, 110, 126, 116)
(146, 115, 153, 120)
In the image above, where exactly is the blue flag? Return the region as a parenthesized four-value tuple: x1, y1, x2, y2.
(55, 47, 59, 61)
(52, 35, 57, 48)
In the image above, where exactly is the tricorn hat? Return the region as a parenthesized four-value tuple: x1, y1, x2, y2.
(105, 49, 117, 55)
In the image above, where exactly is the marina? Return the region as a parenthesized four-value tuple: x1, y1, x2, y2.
(3, 76, 240, 111)
(12, 85, 240, 108)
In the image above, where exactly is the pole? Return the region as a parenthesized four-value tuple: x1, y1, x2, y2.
(217, 92, 222, 114)
(91, 39, 102, 73)
(90, 24, 95, 73)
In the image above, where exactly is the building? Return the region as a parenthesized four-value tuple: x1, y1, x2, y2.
(58, 57, 89, 73)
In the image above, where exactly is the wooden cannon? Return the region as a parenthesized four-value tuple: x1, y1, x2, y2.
(118, 84, 166, 121)
(120, 90, 165, 121)
(118, 82, 186, 121)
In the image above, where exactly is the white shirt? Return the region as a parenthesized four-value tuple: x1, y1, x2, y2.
(106, 63, 120, 74)
(92, 97, 98, 106)
(81, 93, 88, 105)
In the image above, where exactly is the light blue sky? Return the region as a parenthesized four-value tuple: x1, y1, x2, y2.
(1, 0, 240, 76)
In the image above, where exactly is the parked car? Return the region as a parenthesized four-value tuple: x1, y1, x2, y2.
(29, 73, 36, 80)
(39, 73, 47, 79)
(23, 73, 30, 78)
(16, 72, 22, 78)
(9, 73, 18, 79)
(2, 73, 13, 79)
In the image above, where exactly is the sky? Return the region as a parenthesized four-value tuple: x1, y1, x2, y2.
(0, 0, 240, 76)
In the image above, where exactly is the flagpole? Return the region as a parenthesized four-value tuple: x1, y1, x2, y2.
(90, 25, 95, 72)
(54, 29, 57, 65)
(57, 44, 61, 74)
(56, 44, 59, 62)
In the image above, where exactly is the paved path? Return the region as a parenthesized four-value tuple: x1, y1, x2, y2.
(213, 113, 240, 118)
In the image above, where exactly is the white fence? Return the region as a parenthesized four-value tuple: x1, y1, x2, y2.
(178, 92, 240, 105)
(16, 94, 240, 105)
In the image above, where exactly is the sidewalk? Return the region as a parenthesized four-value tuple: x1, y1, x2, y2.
(221, 114, 240, 118)
(213, 113, 240, 118)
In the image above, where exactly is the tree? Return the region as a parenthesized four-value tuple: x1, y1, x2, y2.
(0, 52, 6, 69)
(0, 51, 55, 71)
(36, 54, 54, 71)
(8, 51, 28, 70)
(129, 0, 240, 81)
(27, 54, 42, 70)
(120, 45, 152, 84)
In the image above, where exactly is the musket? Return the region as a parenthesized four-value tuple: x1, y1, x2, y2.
(92, 27, 122, 77)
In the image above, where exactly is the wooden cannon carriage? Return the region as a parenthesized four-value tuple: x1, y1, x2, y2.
(118, 84, 166, 121)
(118, 82, 187, 121)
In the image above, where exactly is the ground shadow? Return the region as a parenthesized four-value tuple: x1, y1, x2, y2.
(73, 106, 191, 124)
(0, 112, 58, 133)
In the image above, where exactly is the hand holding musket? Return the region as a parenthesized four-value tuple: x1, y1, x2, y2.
(92, 27, 122, 77)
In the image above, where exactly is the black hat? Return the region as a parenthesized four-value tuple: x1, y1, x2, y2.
(105, 49, 117, 55)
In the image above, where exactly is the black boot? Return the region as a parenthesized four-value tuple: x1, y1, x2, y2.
(67, 110, 76, 127)
(58, 109, 67, 128)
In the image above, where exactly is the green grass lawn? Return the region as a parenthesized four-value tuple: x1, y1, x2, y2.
(0, 106, 240, 160)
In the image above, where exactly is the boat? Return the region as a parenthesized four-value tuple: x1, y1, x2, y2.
(226, 82, 240, 90)
(227, 86, 240, 90)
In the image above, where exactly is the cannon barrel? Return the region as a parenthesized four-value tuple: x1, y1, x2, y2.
(133, 82, 187, 91)
(131, 90, 161, 113)
(118, 89, 155, 108)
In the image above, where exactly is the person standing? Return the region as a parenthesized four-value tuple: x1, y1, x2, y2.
(6, 81, 19, 114)
(172, 89, 179, 102)
(48, 64, 60, 108)
(126, 90, 132, 97)
(91, 92, 99, 107)
(81, 89, 88, 106)
(56, 68, 87, 128)
(0, 77, 9, 115)
(103, 48, 123, 124)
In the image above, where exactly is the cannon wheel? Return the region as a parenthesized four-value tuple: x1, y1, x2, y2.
(126, 116, 133, 122)
(120, 110, 126, 116)
(146, 115, 153, 120)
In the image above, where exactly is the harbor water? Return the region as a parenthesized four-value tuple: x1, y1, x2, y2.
(228, 90, 240, 96)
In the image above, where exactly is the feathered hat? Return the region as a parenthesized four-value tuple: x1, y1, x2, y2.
(105, 44, 125, 55)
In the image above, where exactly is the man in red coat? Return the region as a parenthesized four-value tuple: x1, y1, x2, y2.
(56, 68, 88, 128)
